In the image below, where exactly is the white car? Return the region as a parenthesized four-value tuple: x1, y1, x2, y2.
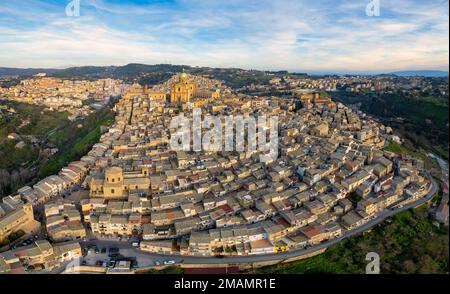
(163, 260, 176, 265)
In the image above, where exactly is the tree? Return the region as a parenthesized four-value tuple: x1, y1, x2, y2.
(0, 169, 11, 197)
(213, 246, 224, 254)
(19, 168, 31, 184)
(10, 170, 20, 192)
(224, 246, 233, 254)
(0, 169, 10, 187)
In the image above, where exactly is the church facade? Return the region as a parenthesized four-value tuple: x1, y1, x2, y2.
(122, 69, 221, 107)
(170, 70, 221, 106)
(170, 70, 196, 104)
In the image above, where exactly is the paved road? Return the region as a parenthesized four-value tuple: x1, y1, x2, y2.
(71, 173, 438, 269)
(428, 153, 449, 173)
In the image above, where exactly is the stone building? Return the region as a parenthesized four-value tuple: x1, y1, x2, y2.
(0, 201, 41, 243)
(170, 69, 221, 105)
(89, 167, 151, 200)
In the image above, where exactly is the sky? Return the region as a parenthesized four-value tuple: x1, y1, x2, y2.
(0, 0, 448, 73)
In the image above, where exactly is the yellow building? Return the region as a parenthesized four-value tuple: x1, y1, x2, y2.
(0, 202, 41, 242)
(13, 240, 57, 270)
(123, 83, 166, 102)
(90, 167, 151, 200)
(299, 92, 334, 107)
(311, 122, 329, 137)
(170, 69, 221, 106)
(47, 223, 86, 242)
(53, 241, 83, 263)
(140, 240, 174, 254)
(170, 70, 196, 104)
(1, 240, 82, 272)
(90, 213, 141, 237)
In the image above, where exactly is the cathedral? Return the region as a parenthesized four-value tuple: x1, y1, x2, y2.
(122, 69, 221, 108)
(169, 69, 221, 107)
(170, 69, 197, 104)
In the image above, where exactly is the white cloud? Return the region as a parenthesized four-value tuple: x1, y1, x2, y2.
(0, 0, 448, 72)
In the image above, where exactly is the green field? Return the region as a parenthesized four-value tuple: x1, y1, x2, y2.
(0, 100, 68, 141)
(38, 107, 115, 179)
(0, 101, 69, 170)
(249, 204, 448, 274)
(0, 100, 115, 197)
(0, 139, 38, 170)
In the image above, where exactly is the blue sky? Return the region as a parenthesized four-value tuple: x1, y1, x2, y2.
(0, 0, 448, 73)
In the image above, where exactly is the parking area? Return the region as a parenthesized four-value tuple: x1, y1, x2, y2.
(80, 241, 181, 269)
(82, 245, 137, 268)
(9, 234, 41, 250)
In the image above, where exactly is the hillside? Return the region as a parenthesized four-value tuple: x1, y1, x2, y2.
(0, 67, 60, 77)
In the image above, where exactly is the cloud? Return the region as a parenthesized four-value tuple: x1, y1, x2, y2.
(0, 0, 448, 72)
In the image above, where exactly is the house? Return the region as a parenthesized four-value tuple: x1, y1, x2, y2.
(140, 240, 175, 254)
(7, 132, 19, 140)
(249, 239, 274, 255)
(299, 224, 329, 245)
(341, 211, 364, 229)
(188, 232, 212, 256)
(0, 201, 40, 243)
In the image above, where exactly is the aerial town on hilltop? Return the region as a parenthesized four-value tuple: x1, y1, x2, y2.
(0, 71, 444, 274)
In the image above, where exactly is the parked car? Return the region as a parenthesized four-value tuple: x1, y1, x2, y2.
(108, 247, 119, 254)
(163, 260, 176, 265)
(108, 248, 120, 258)
(154, 260, 161, 266)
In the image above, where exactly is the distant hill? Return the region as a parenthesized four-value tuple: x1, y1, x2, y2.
(51, 64, 189, 78)
(0, 67, 60, 77)
(48, 64, 284, 88)
(390, 70, 449, 77)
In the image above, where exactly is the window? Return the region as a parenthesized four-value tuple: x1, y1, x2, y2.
(111, 189, 115, 194)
